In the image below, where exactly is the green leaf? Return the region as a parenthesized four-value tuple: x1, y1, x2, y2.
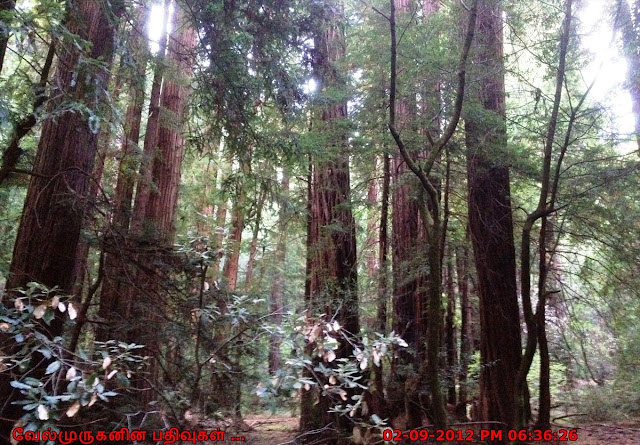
(23, 377, 40, 386)
(45, 360, 61, 375)
(36, 348, 52, 359)
(42, 308, 55, 325)
(9, 381, 31, 390)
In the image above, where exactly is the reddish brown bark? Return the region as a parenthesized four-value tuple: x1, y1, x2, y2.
(300, 1, 359, 440)
(133, 0, 195, 399)
(130, 0, 171, 237)
(465, 0, 521, 437)
(98, 0, 166, 343)
(388, 0, 446, 429)
(0, 0, 123, 439)
(97, 0, 195, 404)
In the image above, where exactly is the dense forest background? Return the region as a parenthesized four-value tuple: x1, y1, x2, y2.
(1, 0, 640, 443)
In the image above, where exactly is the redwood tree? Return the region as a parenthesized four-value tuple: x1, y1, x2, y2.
(464, 0, 522, 435)
(300, 0, 360, 440)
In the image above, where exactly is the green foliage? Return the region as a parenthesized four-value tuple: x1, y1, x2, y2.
(261, 311, 409, 432)
(0, 283, 144, 441)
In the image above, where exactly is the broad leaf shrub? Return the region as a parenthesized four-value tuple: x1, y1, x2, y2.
(0, 282, 144, 444)
(260, 313, 409, 439)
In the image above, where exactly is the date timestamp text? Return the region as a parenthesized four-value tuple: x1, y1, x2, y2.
(382, 428, 578, 442)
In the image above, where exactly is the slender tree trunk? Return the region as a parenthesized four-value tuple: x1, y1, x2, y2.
(0, 41, 55, 184)
(370, 153, 390, 420)
(389, 0, 477, 430)
(0, 0, 14, 74)
(244, 187, 265, 290)
(365, 158, 380, 278)
(0, 0, 123, 439)
(445, 256, 457, 406)
(465, 0, 521, 437)
(268, 173, 289, 374)
(517, 0, 574, 429)
(455, 241, 472, 420)
(387, 0, 429, 428)
(222, 164, 248, 291)
(213, 202, 228, 276)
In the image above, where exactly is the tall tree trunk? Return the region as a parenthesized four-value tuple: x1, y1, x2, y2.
(130, 0, 171, 237)
(98, 0, 166, 343)
(445, 255, 457, 406)
(97, 1, 151, 342)
(389, 0, 477, 430)
(213, 201, 228, 276)
(364, 158, 380, 278)
(268, 172, 289, 374)
(134, 0, 195, 402)
(300, 1, 359, 441)
(0, 0, 123, 439)
(98, 0, 195, 405)
(455, 241, 472, 420)
(369, 153, 390, 420)
(112, 3, 151, 231)
(517, 0, 574, 429)
(243, 186, 265, 290)
(464, 0, 521, 436)
(388, 0, 429, 428)
(222, 162, 248, 292)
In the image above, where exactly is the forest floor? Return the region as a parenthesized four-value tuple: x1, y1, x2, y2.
(193, 415, 640, 444)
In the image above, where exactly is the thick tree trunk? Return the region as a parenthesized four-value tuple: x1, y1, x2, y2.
(130, 0, 171, 237)
(98, 0, 195, 406)
(97, 1, 152, 342)
(465, 0, 521, 437)
(300, 2, 359, 441)
(135, 0, 195, 402)
(113, 4, 150, 231)
(0, 0, 123, 439)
